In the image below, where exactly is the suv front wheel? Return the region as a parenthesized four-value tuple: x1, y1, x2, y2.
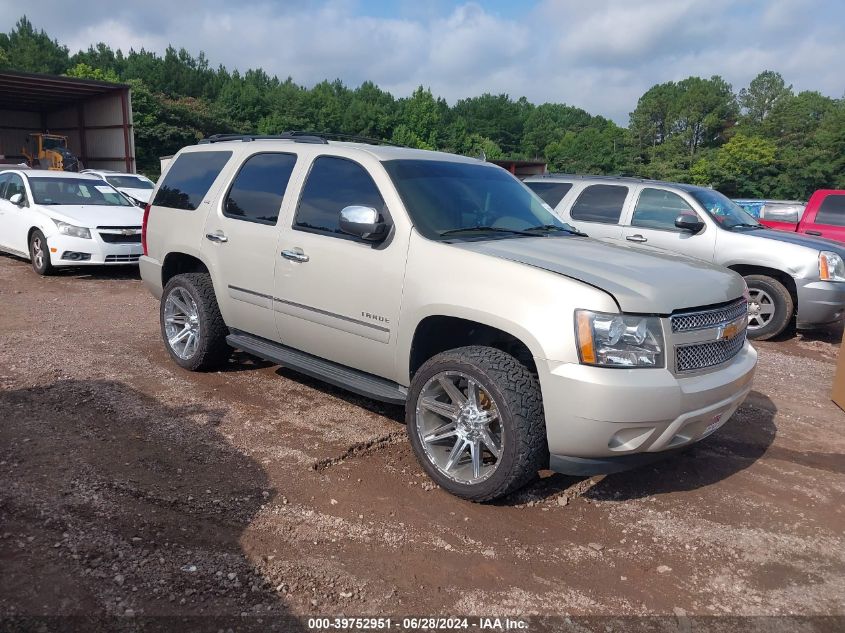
(160, 273, 230, 371)
(407, 346, 547, 502)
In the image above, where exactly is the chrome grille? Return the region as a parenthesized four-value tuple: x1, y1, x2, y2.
(671, 299, 748, 332)
(676, 332, 746, 372)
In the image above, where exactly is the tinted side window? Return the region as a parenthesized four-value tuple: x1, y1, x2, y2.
(5, 175, 25, 200)
(815, 194, 845, 227)
(0, 174, 10, 199)
(224, 153, 297, 225)
(153, 151, 232, 210)
(632, 188, 695, 231)
(570, 185, 628, 224)
(294, 157, 386, 237)
(526, 182, 572, 208)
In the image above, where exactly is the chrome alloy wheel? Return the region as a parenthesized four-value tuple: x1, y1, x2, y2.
(31, 236, 44, 270)
(163, 287, 201, 360)
(415, 371, 503, 485)
(747, 288, 775, 330)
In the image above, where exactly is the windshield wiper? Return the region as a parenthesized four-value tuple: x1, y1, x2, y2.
(438, 226, 541, 238)
(523, 224, 588, 236)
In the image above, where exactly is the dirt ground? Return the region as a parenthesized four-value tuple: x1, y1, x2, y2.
(1, 253, 844, 631)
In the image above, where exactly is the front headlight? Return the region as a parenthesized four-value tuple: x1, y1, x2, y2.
(819, 251, 845, 282)
(53, 220, 91, 239)
(575, 310, 665, 368)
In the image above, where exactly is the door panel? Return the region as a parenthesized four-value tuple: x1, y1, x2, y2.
(201, 152, 298, 341)
(622, 187, 717, 262)
(0, 175, 31, 255)
(803, 194, 845, 242)
(273, 155, 406, 379)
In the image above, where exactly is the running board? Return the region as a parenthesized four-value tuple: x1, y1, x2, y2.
(226, 331, 408, 405)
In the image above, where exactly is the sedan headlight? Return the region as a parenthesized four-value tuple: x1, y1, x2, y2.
(575, 310, 664, 368)
(819, 251, 845, 282)
(53, 220, 91, 239)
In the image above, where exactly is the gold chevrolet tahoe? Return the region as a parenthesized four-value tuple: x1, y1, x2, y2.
(139, 134, 756, 501)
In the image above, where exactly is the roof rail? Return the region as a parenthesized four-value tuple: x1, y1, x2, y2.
(198, 131, 403, 147)
(199, 132, 328, 145)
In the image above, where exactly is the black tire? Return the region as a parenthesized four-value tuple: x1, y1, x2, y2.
(160, 273, 230, 371)
(29, 229, 55, 276)
(744, 274, 793, 340)
(406, 346, 547, 502)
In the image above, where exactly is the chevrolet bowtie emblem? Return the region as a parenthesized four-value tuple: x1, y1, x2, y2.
(716, 315, 746, 341)
(121, 228, 138, 236)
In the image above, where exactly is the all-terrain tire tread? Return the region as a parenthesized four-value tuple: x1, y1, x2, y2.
(161, 273, 230, 371)
(409, 345, 547, 502)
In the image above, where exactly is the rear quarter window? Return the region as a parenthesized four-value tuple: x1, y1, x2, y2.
(570, 184, 628, 224)
(153, 151, 232, 210)
(525, 182, 572, 208)
(815, 194, 845, 227)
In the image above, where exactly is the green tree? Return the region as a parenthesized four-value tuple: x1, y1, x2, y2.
(690, 134, 777, 196)
(65, 62, 120, 83)
(0, 16, 68, 74)
(739, 70, 792, 125)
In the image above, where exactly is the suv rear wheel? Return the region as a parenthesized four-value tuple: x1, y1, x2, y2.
(744, 274, 793, 340)
(160, 273, 230, 371)
(407, 346, 546, 502)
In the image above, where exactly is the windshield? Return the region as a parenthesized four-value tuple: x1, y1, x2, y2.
(29, 177, 133, 207)
(691, 189, 762, 229)
(106, 175, 154, 190)
(41, 137, 66, 151)
(383, 159, 575, 240)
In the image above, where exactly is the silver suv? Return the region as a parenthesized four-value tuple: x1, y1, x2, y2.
(139, 134, 756, 501)
(526, 175, 845, 340)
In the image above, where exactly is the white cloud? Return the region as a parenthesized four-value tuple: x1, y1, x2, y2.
(1, 0, 843, 124)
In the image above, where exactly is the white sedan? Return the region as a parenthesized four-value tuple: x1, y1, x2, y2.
(0, 170, 144, 275)
(82, 169, 155, 206)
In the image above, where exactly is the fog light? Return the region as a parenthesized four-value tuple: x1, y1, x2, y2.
(61, 251, 91, 261)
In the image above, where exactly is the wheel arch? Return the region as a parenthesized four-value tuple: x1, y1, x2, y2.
(161, 251, 210, 287)
(727, 264, 797, 313)
(407, 314, 540, 381)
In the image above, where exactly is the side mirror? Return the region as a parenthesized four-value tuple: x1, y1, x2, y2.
(675, 213, 704, 233)
(9, 193, 24, 207)
(339, 205, 388, 242)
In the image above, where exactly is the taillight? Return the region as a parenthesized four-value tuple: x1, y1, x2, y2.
(141, 203, 151, 256)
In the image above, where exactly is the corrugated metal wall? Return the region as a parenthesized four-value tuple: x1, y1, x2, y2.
(0, 110, 40, 164)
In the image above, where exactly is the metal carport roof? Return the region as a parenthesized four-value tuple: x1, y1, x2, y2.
(0, 70, 129, 111)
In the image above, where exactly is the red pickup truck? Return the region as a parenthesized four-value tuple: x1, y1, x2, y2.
(736, 190, 845, 243)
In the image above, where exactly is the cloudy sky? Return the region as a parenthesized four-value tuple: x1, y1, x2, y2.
(2, 0, 843, 123)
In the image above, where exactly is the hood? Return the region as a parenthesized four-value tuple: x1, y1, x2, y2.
(455, 236, 746, 314)
(117, 187, 152, 203)
(39, 204, 144, 228)
(746, 227, 845, 256)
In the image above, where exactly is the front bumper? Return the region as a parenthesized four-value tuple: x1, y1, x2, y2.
(796, 279, 845, 328)
(47, 232, 142, 266)
(539, 343, 757, 475)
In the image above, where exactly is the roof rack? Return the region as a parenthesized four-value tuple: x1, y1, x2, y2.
(199, 131, 403, 147)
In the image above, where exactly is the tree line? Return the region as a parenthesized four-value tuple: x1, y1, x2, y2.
(1, 16, 842, 198)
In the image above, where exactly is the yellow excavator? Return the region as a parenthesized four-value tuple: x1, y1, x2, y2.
(22, 133, 81, 172)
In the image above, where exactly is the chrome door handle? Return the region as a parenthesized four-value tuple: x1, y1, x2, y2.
(281, 249, 309, 263)
(205, 232, 228, 243)
(626, 234, 647, 243)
